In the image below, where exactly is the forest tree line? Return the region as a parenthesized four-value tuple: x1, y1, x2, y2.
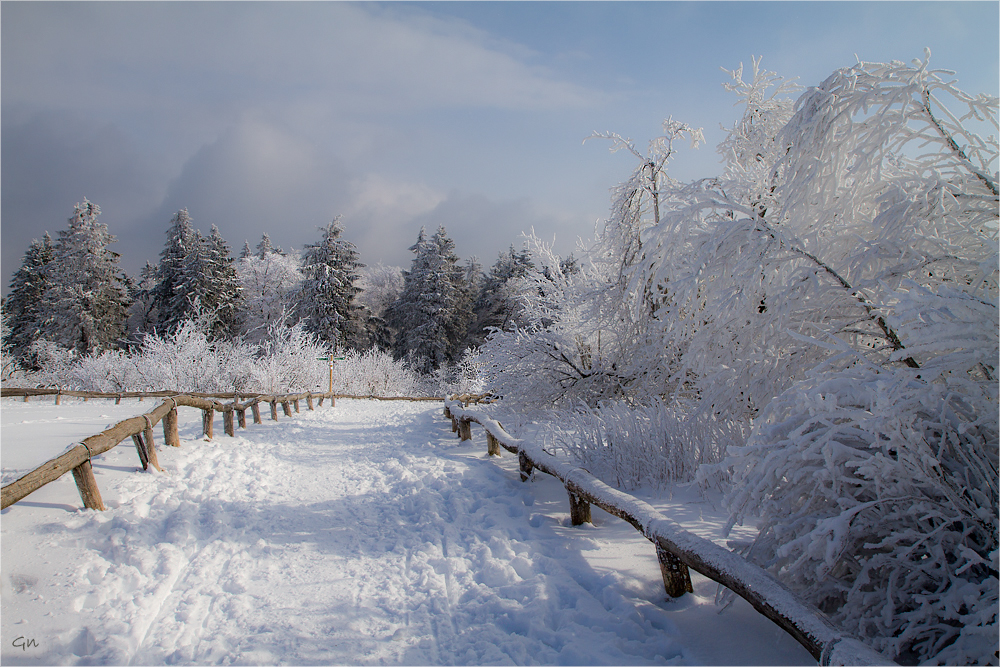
(1, 201, 570, 377)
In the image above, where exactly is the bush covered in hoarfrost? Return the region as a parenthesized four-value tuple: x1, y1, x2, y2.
(331, 348, 423, 397)
(555, 398, 744, 491)
(4, 318, 454, 397)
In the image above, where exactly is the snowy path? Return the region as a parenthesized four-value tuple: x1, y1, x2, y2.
(2, 398, 812, 665)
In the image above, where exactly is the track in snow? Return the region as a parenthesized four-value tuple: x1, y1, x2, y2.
(1, 398, 812, 665)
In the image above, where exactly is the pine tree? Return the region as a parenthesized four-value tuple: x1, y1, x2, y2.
(386, 226, 471, 373)
(125, 261, 159, 341)
(3, 233, 54, 359)
(468, 245, 535, 347)
(298, 217, 366, 350)
(151, 209, 198, 333)
(36, 199, 129, 354)
(151, 211, 240, 339)
(255, 233, 282, 258)
(203, 225, 242, 338)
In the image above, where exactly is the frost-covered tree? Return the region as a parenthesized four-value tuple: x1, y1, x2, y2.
(357, 263, 405, 351)
(529, 53, 997, 664)
(151, 209, 198, 333)
(124, 261, 159, 342)
(34, 200, 129, 354)
(203, 225, 242, 338)
(3, 232, 54, 360)
(468, 244, 536, 348)
(298, 217, 366, 350)
(237, 235, 303, 342)
(151, 211, 240, 339)
(385, 226, 472, 373)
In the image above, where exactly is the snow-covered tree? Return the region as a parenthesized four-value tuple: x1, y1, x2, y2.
(150, 211, 240, 339)
(34, 200, 129, 354)
(124, 261, 159, 342)
(237, 235, 303, 342)
(357, 263, 404, 351)
(468, 244, 536, 348)
(203, 225, 242, 338)
(385, 226, 472, 373)
(3, 233, 54, 360)
(151, 209, 199, 334)
(298, 217, 366, 350)
(509, 53, 996, 664)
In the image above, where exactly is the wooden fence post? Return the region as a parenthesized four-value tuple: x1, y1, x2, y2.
(307, 394, 314, 410)
(223, 409, 235, 437)
(282, 401, 292, 417)
(71, 460, 105, 511)
(115, 394, 122, 405)
(293, 399, 300, 413)
(237, 408, 247, 429)
(329, 396, 335, 407)
(270, 401, 279, 421)
(143, 417, 161, 471)
(202, 409, 214, 440)
(458, 419, 472, 441)
(54, 392, 61, 405)
(163, 408, 180, 447)
(318, 396, 324, 407)
(132, 434, 150, 470)
(655, 541, 693, 598)
(486, 431, 500, 457)
(23, 394, 28, 402)
(518, 451, 534, 482)
(251, 401, 262, 424)
(568, 488, 592, 525)
(451, 416, 458, 433)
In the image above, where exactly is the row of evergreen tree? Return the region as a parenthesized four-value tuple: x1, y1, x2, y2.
(3, 199, 557, 373)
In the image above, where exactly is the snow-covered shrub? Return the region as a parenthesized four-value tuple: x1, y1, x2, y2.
(556, 398, 744, 491)
(132, 320, 254, 393)
(331, 347, 422, 396)
(248, 323, 328, 394)
(64, 350, 143, 392)
(1, 311, 32, 385)
(27, 340, 78, 387)
(725, 359, 997, 664)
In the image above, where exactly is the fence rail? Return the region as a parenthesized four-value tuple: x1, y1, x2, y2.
(1, 389, 448, 512)
(443, 397, 892, 667)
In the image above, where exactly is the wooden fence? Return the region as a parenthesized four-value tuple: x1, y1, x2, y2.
(0, 389, 443, 512)
(443, 398, 892, 667)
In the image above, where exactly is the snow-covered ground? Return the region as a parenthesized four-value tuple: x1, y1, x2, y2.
(1, 397, 813, 665)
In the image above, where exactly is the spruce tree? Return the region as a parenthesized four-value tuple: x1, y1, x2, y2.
(151, 209, 198, 333)
(151, 211, 240, 339)
(203, 225, 241, 338)
(298, 217, 366, 350)
(3, 233, 54, 359)
(36, 199, 129, 354)
(386, 226, 471, 372)
(468, 245, 535, 347)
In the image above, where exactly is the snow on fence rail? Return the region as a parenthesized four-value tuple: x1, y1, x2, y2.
(443, 397, 894, 667)
(0, 388, 443, 512)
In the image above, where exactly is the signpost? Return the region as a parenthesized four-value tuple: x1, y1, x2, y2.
(317, 355, 347, 394)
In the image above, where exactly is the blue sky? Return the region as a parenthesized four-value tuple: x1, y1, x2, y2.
(2, 1, 997, 286)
